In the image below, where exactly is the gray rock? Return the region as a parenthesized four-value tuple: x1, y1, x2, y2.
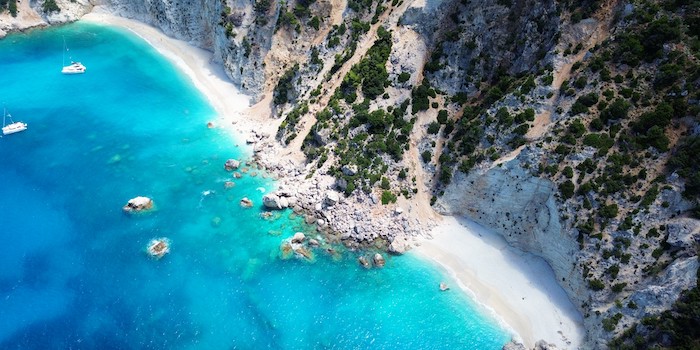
(358, 256, 371, 269)
(262, 194, 283, 209)
(534, 340, 558, 350)
(341, 164, 358, 176)
(373, 253, 386, 268)
(666, 218, 700, 250)
(291, 232, 306, 243)
(325, 191, 340, 206)
(502, 341, 526, 350)
(336, 177, 348, 191)
(224, 159, 240, 171)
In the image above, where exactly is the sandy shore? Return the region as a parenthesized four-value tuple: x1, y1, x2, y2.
(81, 8, 276, 151)
(414, 216, 585, 348)
(80, 9, 585, 348)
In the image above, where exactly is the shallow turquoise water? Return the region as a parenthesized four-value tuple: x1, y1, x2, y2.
(0, 22, 509, 349)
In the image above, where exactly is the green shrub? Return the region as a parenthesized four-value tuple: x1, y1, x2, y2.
(589, 279, 605, 291)
(559, 180, 575, 199)
(603, 313, 623, 332)
(421, 150, 431, 163)
(600, 204, 619, 218)
(42, 0, 60, 13)
(308, 16, 320, 30)
(437, 110, 448, 124)
(273, 64, 299, 105)
(381, 190, 397, 204)
(611, 282, 627, 293)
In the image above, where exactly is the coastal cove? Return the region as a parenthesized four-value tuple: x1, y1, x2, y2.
(86, 11, 587, 349)
(0, 18, 513, 349)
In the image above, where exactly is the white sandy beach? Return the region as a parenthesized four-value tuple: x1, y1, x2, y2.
(81, 9, 585, 348)
(415, 216, 585, 348)
(82, 8, 275, 149)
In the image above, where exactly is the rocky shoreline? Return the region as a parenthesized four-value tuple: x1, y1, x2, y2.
(244, 129, 433, 255)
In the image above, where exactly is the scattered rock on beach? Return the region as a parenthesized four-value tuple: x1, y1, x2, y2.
(325, 191, 340, 206)
(502, 341, 526, 350)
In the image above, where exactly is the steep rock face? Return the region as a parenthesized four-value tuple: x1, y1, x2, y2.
(104, 0, 280, 100)
(435, 144, 700, 346)
(435, 146, 589, 311)
(401, 0, 559, 95)
(0, 0, 92, 37)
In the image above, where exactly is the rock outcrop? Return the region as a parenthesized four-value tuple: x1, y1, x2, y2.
(0, 0, 92, 38)
(123, 196, 154, 212)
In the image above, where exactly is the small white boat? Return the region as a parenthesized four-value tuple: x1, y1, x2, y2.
(2, 107, 27, 135)
(62, 61, 86, 74)
(61, 36, 86, 75)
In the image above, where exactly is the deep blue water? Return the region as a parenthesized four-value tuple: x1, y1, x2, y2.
(0, 22, 509, 349)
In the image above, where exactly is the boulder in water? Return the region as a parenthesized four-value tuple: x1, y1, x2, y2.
(292, 232, 306, 243)
(358, 256, 371, 269)
(263, 193, 283, 209)
(224, 159, 240, 171)
(123, 196, 154, 213)
(373, 253, 386, 268)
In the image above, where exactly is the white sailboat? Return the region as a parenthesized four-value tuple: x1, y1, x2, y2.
(62, 36, 86, 74)
(2, 107, 27, 135)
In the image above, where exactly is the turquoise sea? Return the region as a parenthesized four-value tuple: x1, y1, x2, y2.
(0, 22, 509, 349)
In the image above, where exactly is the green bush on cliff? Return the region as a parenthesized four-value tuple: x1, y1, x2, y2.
(559, 180, 575, 199)
(273, 64, 299, 105)
(42, 0, 60, 13)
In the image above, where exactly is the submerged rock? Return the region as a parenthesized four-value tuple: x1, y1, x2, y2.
(146, 237, 170, 259)
(240, 197, 253, 208)
(123, 196, 154, 213)
(358, 256, 371, 269)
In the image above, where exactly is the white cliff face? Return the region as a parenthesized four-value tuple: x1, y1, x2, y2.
(102, 0, 279, 101)
(104, 0, 216, 46)
(0, 0, 92, 38)
(435, 145, 589, 314)
(436, 144, 700, 347)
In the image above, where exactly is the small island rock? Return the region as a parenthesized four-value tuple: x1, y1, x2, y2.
(123, 196, 154, 213)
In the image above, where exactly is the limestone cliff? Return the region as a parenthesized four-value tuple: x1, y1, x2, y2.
(0, 0, 92, 37)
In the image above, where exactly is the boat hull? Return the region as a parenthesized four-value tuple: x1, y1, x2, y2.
(2, 122, 27, 135)
(62, 62, 86, 74)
